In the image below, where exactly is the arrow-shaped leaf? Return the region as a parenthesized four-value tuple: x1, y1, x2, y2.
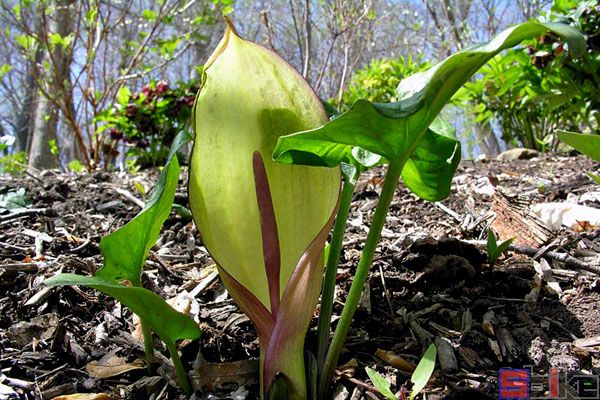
(274, 21, 584, 201)
(44, 274, 201, 343)
(97, 131, 191, 284)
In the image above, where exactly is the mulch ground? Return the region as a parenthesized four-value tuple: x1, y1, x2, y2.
(1, 153, 599, 400)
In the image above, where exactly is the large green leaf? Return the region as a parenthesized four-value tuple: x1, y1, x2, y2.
(401, 118, 461, 201)
(97, 131, 192, 284)
(273, 99, 403, 165)
(44, 274, 201, 344)
(557, 130, 600, 163)
(274, 21, 584, 196)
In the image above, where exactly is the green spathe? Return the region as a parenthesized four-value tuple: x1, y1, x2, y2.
(189, 19, 341, 399)
(189, 21, 340, 311)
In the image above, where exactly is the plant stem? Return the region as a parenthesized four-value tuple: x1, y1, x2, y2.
(141, 320, 154, 374)
(318, 160, 404, 399)
(166, 341, 192, 397)
(316, 176, 355, 371)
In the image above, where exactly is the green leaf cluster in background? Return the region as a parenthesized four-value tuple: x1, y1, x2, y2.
(0, 188, 31, 212)
(340, 55, 432, 108)
(95, 80, 198, 169)
(459, 2, 599, 151)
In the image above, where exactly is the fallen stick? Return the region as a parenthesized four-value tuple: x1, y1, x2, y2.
(114, 188, 145, 208)
(0, 208, 56, 223)
(463, 239, 600, 275)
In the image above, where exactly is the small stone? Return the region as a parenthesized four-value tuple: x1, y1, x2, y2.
(496, 148, 540, 161)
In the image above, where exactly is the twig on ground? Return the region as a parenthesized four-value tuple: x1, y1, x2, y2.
(463, 239, 600, 275)
(529, 313, 579, 340)
(0, 262, 39, 273)
(434, 201, 463, 222)
(115, 188, 145, 208)
(335, 370, 380, 396)
(378, 263, 395, 316)
(0, 208, 56, 223)
(0, 241, 30, 251)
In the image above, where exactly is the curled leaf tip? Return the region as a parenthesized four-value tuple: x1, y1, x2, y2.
(224, 15, 240, 37)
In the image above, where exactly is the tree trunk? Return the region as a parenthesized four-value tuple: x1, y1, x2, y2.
(28, 94, 58, 170)
(28, 0, 73, 170)
(54, 0, 78, 164)
(15, 16, 46, 154)
(15, 88, 37, 155)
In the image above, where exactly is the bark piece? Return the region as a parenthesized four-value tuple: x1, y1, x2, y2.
(491, 190, 553, 247)
(435, 337, 458, 372)
(496, 328, 519, 362)
(496, 148, 540, 161)
(457, 347, 487, 369)
(190, 359, 259, 391)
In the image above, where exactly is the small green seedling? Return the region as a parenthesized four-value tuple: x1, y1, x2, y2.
(487, 229, 515, 266)
(133, 181, 147, 197)
(409, 344, 437, 400)
(0, 188, 30, 211)
(365, 343, 437, 400)
(557, 130, 600, 184)
(365, 367, 396, 400)
(67, 160, 85, 174)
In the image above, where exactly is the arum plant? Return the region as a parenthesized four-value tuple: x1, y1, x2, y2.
(188, 18, 340, 400)
(273, 21, 584, 398)
(45, 131, 201, 396)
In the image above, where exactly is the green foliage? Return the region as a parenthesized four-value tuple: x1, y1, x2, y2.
(365, 344, 438, 400)
(45, 132, 199, 395)
(98, 133, 187, 284)
(96, 80, 198, 168)
(48, 139, 59, 156)
(557, 130, 600, 183)
(459, 1, 599, 150)
(274, 115, 460, 201)
(487, 229, 515, 266)
(67, 160, 85, 173)
(341, 55, 432, 108)
(365, 367, 396, 400)
(557, 130, 600, 162)
(0, 64, 12, 80)
(48, 32, 73, 49)
(44, 274, 201, 357)
(409, 344, 437, 400)
(0, 151, 27, 175)
(273, 20, 584, 399)
(275, 21, 584, 174)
